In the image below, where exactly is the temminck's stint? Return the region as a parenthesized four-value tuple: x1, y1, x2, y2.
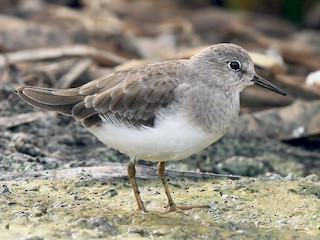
(16, 43, 286, 213)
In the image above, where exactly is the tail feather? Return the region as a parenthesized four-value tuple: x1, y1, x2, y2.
(16, 86, 84, 116)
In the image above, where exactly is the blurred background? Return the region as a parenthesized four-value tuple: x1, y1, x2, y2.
(0, 0, 320, 178)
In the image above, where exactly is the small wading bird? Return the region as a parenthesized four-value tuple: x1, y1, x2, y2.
(16, 43, 286, 213)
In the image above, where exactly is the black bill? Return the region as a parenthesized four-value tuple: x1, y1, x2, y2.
(252, 74, 286, 96)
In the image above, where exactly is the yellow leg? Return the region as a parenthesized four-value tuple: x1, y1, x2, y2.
(158, 161, 209, 213)
(127, 161, 147, 212)
(158, 161, 176, 210)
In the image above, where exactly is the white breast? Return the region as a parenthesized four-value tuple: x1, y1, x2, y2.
(88, 115, 227, 162)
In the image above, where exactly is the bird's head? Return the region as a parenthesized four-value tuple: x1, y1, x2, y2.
(189, 43, 286, 96)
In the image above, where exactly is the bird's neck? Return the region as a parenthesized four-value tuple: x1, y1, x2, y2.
(183, 87, 240, 133)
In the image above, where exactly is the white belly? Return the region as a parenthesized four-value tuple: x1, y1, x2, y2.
(88, 115, 227, 162)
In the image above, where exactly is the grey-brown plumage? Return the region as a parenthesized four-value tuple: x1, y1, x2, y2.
(16, 61, 187, 128)
(16, 43, 286, 213)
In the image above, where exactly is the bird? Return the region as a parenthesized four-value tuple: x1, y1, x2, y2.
(15, 43, 286, 213)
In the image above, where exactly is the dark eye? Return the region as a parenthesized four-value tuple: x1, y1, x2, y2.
(228, 60, 241, 71)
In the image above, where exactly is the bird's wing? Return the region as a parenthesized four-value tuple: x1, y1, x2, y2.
(16, 61, 188, 128)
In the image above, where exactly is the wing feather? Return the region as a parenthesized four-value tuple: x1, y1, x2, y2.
(16, 60, 189, 128)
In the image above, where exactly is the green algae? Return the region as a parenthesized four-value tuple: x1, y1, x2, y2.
(0, 176, 319, 239)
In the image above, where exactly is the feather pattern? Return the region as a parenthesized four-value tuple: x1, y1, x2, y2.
(16, 60, 189, 128)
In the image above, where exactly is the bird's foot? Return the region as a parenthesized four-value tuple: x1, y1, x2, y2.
(163, 203, 209, 213)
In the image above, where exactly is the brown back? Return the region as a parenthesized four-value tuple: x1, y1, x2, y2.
(16, 61, 186, 128)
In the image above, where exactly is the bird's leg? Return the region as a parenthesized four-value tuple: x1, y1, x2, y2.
(158, 161, 209, 213)
(127, 160, 147, 213)
(157, 161, 177, 211)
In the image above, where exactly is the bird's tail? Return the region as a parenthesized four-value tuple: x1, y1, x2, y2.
(15, 86, 84, 116)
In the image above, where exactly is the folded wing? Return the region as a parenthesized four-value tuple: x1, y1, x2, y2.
(16, 62, 185, 128)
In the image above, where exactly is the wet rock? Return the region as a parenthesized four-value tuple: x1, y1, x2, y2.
(303, 174, 319, 182)
(25, 237, 44, 240)
(220, 193, 239, 201)
(299, 183, 320, 198)
(0, 184, 12, 195)
(217, 156, 265, 176)
(76, 216, 118, 236)
(9, 133, 45, 158)
(74, 175, 96, 187)
(266, 173, 283, 180)
(128, 227, 144, 236)
(32, 202, 48, 216)
(103, 188, 118, 197)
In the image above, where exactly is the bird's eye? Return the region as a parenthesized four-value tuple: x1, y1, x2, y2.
(228, 60, 241, 71)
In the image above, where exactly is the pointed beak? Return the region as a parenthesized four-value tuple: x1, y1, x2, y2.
(252, 74, 286, 96)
